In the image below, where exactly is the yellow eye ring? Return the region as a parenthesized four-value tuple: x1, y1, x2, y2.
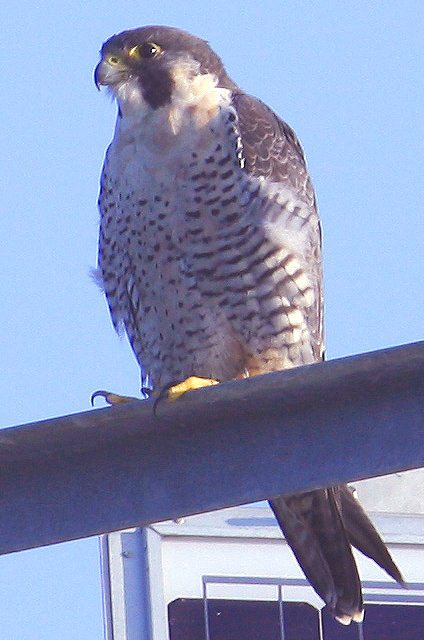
(129, 42, 161, 60)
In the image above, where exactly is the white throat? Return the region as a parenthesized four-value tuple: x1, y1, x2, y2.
(113, 70, 232, 148)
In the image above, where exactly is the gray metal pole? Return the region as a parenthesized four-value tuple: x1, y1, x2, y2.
(99, 528, 169, 640)
(0, 341, 422, 555)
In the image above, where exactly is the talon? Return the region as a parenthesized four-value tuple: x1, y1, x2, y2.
(91, 390, 140, 406)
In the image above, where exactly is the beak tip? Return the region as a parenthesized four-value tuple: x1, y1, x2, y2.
(94, 62, 103, 91)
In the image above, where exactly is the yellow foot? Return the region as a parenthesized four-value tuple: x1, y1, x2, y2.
(91, 390, 140, 406)
(166, 376, 219, 401)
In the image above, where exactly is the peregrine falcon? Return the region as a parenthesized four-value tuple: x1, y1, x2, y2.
(94, 25, 402, 623)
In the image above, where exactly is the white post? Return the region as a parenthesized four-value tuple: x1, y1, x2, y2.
(99, 528, 169, 640)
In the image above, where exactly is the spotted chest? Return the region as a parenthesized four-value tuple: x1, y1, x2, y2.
(98, 101, 317, 387)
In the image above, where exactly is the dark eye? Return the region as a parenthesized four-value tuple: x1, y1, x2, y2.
(141, 42, 161, 57)
(129, 42, 162, 60)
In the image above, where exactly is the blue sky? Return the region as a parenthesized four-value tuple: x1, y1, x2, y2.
(1, 1, 423, 637)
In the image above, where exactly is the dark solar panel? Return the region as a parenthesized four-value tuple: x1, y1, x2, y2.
(169, 599, 424, 640)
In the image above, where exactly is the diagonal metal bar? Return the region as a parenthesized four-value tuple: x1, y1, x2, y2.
(0, 341, 423, 555)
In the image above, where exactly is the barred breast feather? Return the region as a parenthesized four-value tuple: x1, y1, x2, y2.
(98, 89, 322, 388)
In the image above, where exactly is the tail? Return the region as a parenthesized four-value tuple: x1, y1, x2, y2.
(269, 485, 403, 625)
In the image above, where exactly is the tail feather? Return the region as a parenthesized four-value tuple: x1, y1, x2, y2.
(339, 485, 404, 584)
(270, 484, 403, 624)
(270, 489, 362, 622)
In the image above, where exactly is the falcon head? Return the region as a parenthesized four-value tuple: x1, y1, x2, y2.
(94, 26, 237, 119)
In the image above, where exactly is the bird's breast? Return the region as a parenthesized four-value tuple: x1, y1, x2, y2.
(99, 101, 316, 385)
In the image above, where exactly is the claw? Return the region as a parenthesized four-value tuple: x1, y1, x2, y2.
(91, 390, 140, 406)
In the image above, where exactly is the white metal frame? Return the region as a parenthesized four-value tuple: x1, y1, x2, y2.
(100, 499, 424, 640)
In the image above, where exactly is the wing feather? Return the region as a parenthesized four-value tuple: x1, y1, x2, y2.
(233, 92, 324, 358)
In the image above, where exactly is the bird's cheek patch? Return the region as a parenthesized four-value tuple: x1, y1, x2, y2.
(170, 67, 224, 131)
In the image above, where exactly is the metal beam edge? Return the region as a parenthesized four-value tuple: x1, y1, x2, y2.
(0, 341, 423, 554)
